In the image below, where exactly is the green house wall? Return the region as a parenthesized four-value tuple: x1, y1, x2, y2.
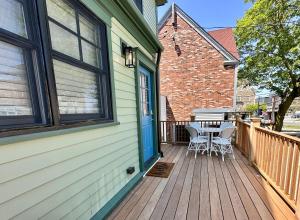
(142, 0, 158, 33)
(0, 1, 160, 219)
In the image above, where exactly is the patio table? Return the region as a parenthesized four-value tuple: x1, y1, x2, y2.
(197, 127, 223, 153)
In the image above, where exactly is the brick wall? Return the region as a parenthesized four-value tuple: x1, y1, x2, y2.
(159, 15, 235, 121)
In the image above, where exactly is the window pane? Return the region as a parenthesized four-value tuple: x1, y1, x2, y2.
(53, 59, 100, 114)
(0, 41, 32, 116)
(49, 21, 80, 59)
(79, 15, 99, 45)
(46, 0, 77, 32)
(0, 0, 27, 37)
(81, 40, 100, 68)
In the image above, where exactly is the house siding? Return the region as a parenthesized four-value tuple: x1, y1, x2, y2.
(0, 2, 155, 220)
(159, 14, 235, 121)
(131, 0, 157, 34)
(143, 0, 157, 34)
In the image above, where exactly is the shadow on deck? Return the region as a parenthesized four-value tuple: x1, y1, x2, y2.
(107, 145, 296, 220)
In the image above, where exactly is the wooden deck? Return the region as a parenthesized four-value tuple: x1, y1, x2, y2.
(107, 145, 297, 220)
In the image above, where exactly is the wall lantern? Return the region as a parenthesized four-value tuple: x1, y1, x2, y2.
(124, 46, 136, 68)
(122, 42, 136, 68)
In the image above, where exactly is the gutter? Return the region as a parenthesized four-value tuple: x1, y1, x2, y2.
(155, 49, 163, 157)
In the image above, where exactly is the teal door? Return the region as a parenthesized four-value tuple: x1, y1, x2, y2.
(139, 66, 154, 163)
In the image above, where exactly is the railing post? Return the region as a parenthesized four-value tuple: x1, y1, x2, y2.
(249, 118, 261, 164)
(295, 171, 300, 219)
(235, 115, 241, 149)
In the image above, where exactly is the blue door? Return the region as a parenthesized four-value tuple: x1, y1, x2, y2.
(140, 66, 154, 163)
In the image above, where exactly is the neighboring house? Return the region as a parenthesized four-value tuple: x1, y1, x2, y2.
(0, 0, 166, 219)
(158, 4, 239, 121)
(236, 86, 256, 111)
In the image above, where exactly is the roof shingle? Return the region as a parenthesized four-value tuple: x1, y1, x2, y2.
(208, 28, 240, 60)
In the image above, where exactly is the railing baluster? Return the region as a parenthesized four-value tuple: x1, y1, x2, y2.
(289, 143, 299, 199)
(284, 141, 294, 194)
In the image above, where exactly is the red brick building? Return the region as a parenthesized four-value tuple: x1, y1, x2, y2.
(159, 4, 239, 121)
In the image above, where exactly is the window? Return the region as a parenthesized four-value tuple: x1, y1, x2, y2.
(133, 0, 143, 13)
(140, 73, 150, 116)
(0, 0, 47, 129)
(46, 0, 111, 122)
(0, 0, 112, 132)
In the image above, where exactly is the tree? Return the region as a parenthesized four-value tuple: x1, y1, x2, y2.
(245, 103, 267, 113)
(235, 0, 300, 131)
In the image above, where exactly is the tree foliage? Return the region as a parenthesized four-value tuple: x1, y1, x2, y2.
(245, 103, 267, 113)
(235, 0, 300, 130)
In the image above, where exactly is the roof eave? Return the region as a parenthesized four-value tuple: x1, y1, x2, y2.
(224, 60, 239, 66)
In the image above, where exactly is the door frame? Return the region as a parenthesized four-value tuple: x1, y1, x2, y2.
(135, 49, 159, 172)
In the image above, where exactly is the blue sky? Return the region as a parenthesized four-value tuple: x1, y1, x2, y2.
(158, 0, 252, 30)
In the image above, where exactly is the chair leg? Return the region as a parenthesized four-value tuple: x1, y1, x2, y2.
(186, 142, 191, 156)
(230, 144, 235, 159)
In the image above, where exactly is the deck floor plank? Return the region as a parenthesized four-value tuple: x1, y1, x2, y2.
(174, 156, 195, 220)
(161, 155, 191, 220)
(138, 148, 185, 220)
(186, 156, 201, 220)
(231, 159, 274, 220)
(207, 155, 223, 220)
(213, 157, 236, 220)
(225, 160, 261, 220)
(125, 147, 180, 220)
(108, 146, 296, 220)
(199, 156, 211, 220)
(149, 147, 187, 220)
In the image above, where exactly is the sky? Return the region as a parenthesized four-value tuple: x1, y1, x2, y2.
(158, 0, 252, 30)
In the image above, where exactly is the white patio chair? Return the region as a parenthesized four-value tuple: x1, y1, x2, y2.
(189, 122, 208, 138)
(211, 127, 235, 161)
(185, 125, 209, 158)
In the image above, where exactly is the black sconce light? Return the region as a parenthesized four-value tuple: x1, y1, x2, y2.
(122, 42, 136, 68)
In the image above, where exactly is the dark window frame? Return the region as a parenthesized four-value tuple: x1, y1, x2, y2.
(0, 0, 113, 134)
(133, 0, 143, 14)
(0, 0, 50, 130)
(44, 0, 112, 124)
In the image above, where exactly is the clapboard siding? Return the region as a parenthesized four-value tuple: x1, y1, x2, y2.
(143, 0, 157, 34)
(131, 0, 157, 34)
(0, 5, 155, 220)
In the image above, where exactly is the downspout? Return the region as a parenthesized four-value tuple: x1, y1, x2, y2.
(156, 48, 163, 157)
(233, 64, 239, 111)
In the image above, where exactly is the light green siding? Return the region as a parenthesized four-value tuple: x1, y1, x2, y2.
(131, 0, 157, 34)
(0, 5, 155, 220)
(143, 0, 157, 33)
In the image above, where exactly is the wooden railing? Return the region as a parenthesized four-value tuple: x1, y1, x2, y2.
(236, 120, 251, 157)
(160, 120, 234, 144)
(236, 118, 300, 215)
